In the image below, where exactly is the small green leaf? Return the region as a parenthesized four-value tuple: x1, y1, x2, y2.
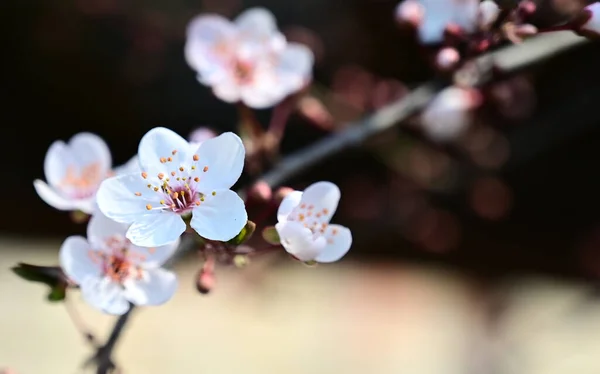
(12, 263, 68, 302)
(262, 226, 281, 245)
(228, 220, 256, 245)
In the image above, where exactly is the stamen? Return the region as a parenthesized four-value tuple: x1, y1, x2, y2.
(134, 192, 141, 196)
(193, 154, 199, 161)
(203, 166, 209, 172)
(146, 204, 152, 210)
(141, 172, 148, 179)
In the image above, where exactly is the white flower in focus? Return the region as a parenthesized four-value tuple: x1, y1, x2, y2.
(185, 7, 314, 109)
(421, 86, 481, 142)
(34, 133, 112, 214)
(59, 212, 179, 315)
(96, 127, 248, 247)
(581, 3, 600, 35)
(275, 181, 352, 263)
(399, 0, 479, 44)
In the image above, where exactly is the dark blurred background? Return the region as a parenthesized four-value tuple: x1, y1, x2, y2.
(2, 0, 600, 284)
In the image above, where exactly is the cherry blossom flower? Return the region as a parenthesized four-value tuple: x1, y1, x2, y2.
(421, 86, 481, 142)
(184, 7, 314, 108)
(60, 212, 178, 315)
(478, 0, 500, 30)
(275, 181, 352, 263)
(396, 0, 479, 44)
(580, 3, 600, 36)
(96, 127, 248, 247)
(34, 133, 112, 214)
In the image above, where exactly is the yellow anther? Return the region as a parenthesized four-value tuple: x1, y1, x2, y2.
(179, 166, 184, 172)
(172, 149, 178, 155)
(195, 200, 201, 206)
(194, 177, 200, 182)
(146, 204, 152, 210)
(172, 192, 179, 199)
(200, 197, 205, 202)
(171, 171, 176, 176)
(167, 157, 172, 162)
(191, 165, 196, 170)
(193, 154, 199, 161)
(160, 200, 165, 205)
(203, 166, 209, 172)
(141, 172, 148, 179)
(134, 192, 141, 196)
(299, 214, 305, 221)
(147, 184, 151, 188)
(180, 190, 185, 196)
(212, 191, 216, 196)
(158, 173, 164, 180)
(153, 187, 159, 192)
(160, 157, 167, 163)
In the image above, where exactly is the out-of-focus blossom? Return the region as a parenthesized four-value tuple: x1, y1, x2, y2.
(579, 3, 600, 36)
(96, 127, 247, 247)
(34, 133, 112, 214)
(188, 127, 217, 146)
(396, 0, 480, 44)
(59, 212, 179, 315)
(395, 0, 426, 27)
(185, 7, 314, 108)
(275, 181, 352, 263)
(421, 86, 481, 142)
(502, 22, 538, 44)
(436, 47, 460, 70)
(479, 0, 500, 29)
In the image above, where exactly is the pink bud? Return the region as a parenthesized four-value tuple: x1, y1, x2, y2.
(248, 180, 273, 202)
(188, 127, 217, 145)
(580, 3, 600, 36)
(436, 47, 460, 70)
(196, 257, 215, 295)
(395, 0, 425, 27)
(274, 186, 295, 204)
(517, 0, 536, 16)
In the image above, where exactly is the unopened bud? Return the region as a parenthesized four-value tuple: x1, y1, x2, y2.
(248, 181, 272, 202)
(395, 0, 426, 27)
(479, 0, 500, 29)
(436, 47, 460, 70)
(196, 258, 215, 295)
(579, 3, 600, 37)
(517, 0, 536, 16)
(274, 186, 295, 204)
(188, 127, 217, 145)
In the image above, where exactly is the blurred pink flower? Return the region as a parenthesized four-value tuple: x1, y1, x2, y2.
(185, 8, 314, 108)
(580, 3, 600, 35)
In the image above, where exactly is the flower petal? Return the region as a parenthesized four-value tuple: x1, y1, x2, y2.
(130, 239, 180, 268)
(33, 180, 76, 211)
(277, 190, 303, 222)
(72, 198, 98, 215)
(43, 140, 72, 188)
(59, 236, 101, 285)
(275, 43, 314, 93)
(69, 132, 112, 175)
(314, 224, 352, 263)
(126, 212, 186, 247)
(190, 189, 247, 241)
(138, 127, 192, 174)
(185, 15, 235, 83)
(114, 155, 141, 175)
(96, 173, 159, 224)
(123, 268, 178, 306)
(275, 221, 326, 261)
(194, 132, 245, 191)
(298, 181, 341, 222)
(80, 276, 131, 315)
(212, 78, 242, 103)
(234, 7, 278, 39)
(86, 211, 128, 248)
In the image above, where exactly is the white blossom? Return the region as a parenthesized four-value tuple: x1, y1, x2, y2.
(581, 3, 600, 35)
(59, 212, 179, 315)
(275, 181, 352, 263)
(478, 0, 500, 30)
(185, 7, 314, 108)
(96, 127, 248, 247)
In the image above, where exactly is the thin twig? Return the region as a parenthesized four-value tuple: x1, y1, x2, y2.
(64, 296, 99, 348)
(88, 30, 588, 374)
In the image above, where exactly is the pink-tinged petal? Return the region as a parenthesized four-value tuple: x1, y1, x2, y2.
(86, 211, 128, 248)
(239, 79, 284, 108)
(96, 173, 159, 224)
(211, 78, 242, 103)
(421, 86, 480, 142)
(234, 7, 278, 39)
(296, 181, 341, 223)
(123, 268, 178, 306)
(33, 180, 76, 211)
(314, 224, 352, 263)
(190, 189, 247, 241)
(59, 236, 101, 285)
(69, 132, 112, 175)
(72, 198, 98, 215)
(43, 140, 72, 188)
(126, 212, 186, 247)
(185, 15, 235, 82)
(194, 132, 245, 191)
(277, 190, 303, 222)
(80, 276, 131, 315)
(275, 221, 326, 261)
(129, 236, 180, 268)
(275, 43, 314, 92)
(138, 127, 192, 174)
(583, 3, 600, 34)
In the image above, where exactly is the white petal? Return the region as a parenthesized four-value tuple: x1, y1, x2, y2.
(275, 221, 326, 262)
(234, 7, 278, 39)
(129, 237, 180, 268)
(314, 224, 352, 263)
(59, 236, 101, 285)
(43, 140, 71, 188)
(86, 211, 128, 248)
(277, 190, 303, 222)
(123, 268, 178, 306)
(114, 155, 141, 175)
(583, 3, 600, 33)
(126, 213, 186, 247)
(33, 180, 76, 211)
(69, 132, 112, 174)
(275, 43, 314, 93)
(194, 132, 245, 191)
(185, 15, 235, 81)
(96, 173, 159, 224)
(80, 276, 131, 315)
(190, 189, 247, 241)
(298, 181, 341, 222)
(212, 78, 242, 103)
(138, 127, 192, 174)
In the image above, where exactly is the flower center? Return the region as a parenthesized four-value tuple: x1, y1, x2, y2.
(288, 204, 331, 235)
(87, 236, 145, 284)
(234, 60, 254, 84)
(136, 150, 215, 215)
(59, 162, 103, 198)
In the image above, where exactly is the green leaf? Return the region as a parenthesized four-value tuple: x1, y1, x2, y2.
(228, 220, 256, 245)
(12, 263, 67, 302)
(261, 226, 281, 245)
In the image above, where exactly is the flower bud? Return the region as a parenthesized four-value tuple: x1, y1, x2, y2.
(248, 181, 272, 202)
(188, 127, 216, 145)
(395, 0, 425, 27)
(196, 258, 215, 295)
(274, 186, 295, 204)
(479, 0, 500, 29)
(436, 47, 460, 70)
(579, 3, 600, 37)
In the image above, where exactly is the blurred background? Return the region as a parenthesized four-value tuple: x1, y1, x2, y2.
(3, 0, 600, 373)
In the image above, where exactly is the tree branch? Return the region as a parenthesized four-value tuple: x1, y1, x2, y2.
(89, 31, 588, 374)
